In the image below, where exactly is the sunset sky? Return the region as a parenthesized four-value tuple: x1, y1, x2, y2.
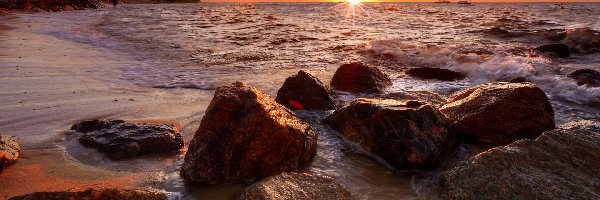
(201, 0, 600, 2)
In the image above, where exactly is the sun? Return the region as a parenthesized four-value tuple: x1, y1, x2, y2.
(348, 0, 360, 5)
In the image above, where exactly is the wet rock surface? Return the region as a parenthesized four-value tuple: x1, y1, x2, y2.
(0, 135, 20, 173)
(330, 62, 392, 93)
(568, 69, 600, 87)
(441, 121, 600, 200)
(9, 188, 167, 200)
(240, 172, 355, 200)
(404, 67, 466, 81)
(440, 82, 555, 145)
(71, 119, 184, 160)
(382, 90, 447, 107)
(325, 98, 456, 170)
(275, 70, 337, 110)
(181, 82, 317, 184)
(534, 43, 570, 58)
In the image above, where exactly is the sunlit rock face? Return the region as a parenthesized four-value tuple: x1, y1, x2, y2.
(568, 69, 600, 87)
(441, 121, 600, 200)
(404, 67, 466, 81)
(276, 70, 337, 111)
(181, 82, 317, 184)
(330, 62, 392, 94)
(240, 172, 355, 200)
(325, 98, 457, 170)
(0, 135, 20, 173)
(9, 188, 167, 200)
(440, 82, 555, 145)
(71, 119, 184, 160)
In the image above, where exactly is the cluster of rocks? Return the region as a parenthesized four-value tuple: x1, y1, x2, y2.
(0, 135, 20, 173)
(6, 60, 598, 199)
(0, 0, 102, 12)
(9, 188, 167, 200)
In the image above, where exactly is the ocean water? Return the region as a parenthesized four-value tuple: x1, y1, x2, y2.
(15, 2, 600, 199)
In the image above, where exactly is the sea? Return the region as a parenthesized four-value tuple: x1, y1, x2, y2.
(13, 2, 600, 199)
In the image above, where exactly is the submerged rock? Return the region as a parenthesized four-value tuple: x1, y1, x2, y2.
(9, 188, 167, 200)
(568, 69, 600, 87)
(0, 135, 20, 173)
(440, 82, 555, 145)
(181, 82, 317, 184)
(325, 98, 456, 170)
(240, 172, 355, 200)
(382, 90, 447, 107)
(534, 43, 570, 58)
(441, 121, 600, 200)
(330, 62, 392, 93)
(404, 67, 466, 81)
(275, 70, 337, 110)
(71, 119, 184, 160)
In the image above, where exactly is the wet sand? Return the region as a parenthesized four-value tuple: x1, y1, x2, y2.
(0, 14, 212, 198)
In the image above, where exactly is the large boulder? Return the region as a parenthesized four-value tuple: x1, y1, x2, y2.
(240, 172, 355, 200)
(404, 67, 466, 81)
(441, 120, 600, 200)
(325, 98, 456, 170)
(71, 119, 184, 160)
(534, 43, 570, 58)
(439, 82, 555, 145)
(9, 188, 167, 200)
(0, 135, 20, 173)
(568, 69, 600, 87)
(275, 70, 337, 110)
(330, 62, 392, 93)
(181, 82, 317, 184)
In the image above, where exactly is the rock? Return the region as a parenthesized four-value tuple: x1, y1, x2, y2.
(0, 135, 20, 173)
(181, 82, 317, 184)
(325, 98, 456, 170)
(568, 69, 600, 87)
(275, 70, 337, 110)
(9, 188, 167, 200)
(534, 43, 570, 58)
(330, 62, 392, 93)
(439, 82, 555, 145)
(508, 77, 529, 83)
(63, 5, 73, 11)
(71, 119, 184, 160)
(240, 172, 355, 200)
(441, 121, 600, 200)
(382, 90, 447, 107)
(404, 67, 466, 81)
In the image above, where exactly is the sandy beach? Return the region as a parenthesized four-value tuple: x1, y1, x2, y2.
(0, 13, 213, 198)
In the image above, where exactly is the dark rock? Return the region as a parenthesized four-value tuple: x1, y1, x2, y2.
(330, 62, 392, 93)
(382, 90, 447, 107)
(508, 77, 529, 83)
(240, 172, 355, 200)
(71, 119, 184, 160)
(275, 70, 337, 110)
(441, 121, 600, 200)
(534, 44, 570, 58)
(0, 135, 20, 173)
(439, 82, 555, 145)
(404, 67, 466, 81)
(568, 69, 600, 87)
(325, 98, 456, 170)
(9, 188, 167, 200)
(181, 82, 317, 184)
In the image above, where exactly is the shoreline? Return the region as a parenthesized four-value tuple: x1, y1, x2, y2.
(0, 13, 212, 198)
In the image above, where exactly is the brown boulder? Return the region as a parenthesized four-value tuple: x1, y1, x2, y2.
(240, 172, 355, 200)
(404, 67, 466, 81)
(534, 43, 570, 58)
(181, 82, 317, 184)
(71, 119, 184, 160)
(0, 135, 20, 173)
(325, 98, 456, 170)
(441, 121, 600, 200)
(330, 62, 392, 93)
(275, 70, 337, 110)
(439, 82, 555, 145)
(568, 69, 600, 87)
(9, 188, 167, 200)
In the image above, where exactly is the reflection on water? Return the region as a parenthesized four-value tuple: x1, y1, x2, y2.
(19, 2, 600, 199)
